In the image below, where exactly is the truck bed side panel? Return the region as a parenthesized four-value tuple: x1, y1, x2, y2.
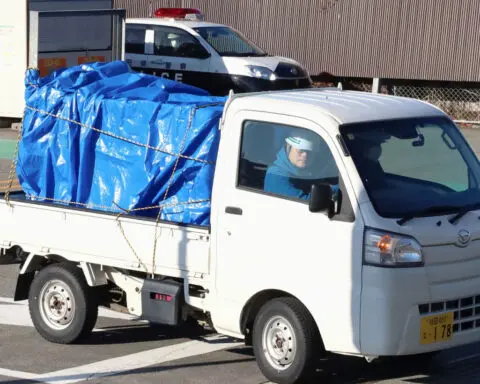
(0, 197, 210, 277)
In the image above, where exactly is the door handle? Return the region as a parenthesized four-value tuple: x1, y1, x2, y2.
(225, 206, 242, 215)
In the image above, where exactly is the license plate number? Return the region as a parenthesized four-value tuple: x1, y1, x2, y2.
(420, 312, 454, 345)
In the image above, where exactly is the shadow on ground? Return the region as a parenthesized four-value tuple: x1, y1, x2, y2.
(76, 321, 212, 346)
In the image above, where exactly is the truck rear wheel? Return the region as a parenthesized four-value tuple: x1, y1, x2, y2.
(252, 297, 320, 384)
(28, 262, 98, 344)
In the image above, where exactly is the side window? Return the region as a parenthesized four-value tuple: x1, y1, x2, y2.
(125, 24, 147, 54)
(238, 120, 339, 201)
(195, 27, 256, 55)
(153, 26, 209, 58)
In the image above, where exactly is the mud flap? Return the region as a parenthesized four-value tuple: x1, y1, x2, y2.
(14, 271, 36, 301)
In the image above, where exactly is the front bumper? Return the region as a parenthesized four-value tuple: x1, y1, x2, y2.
(360, 265, 480, 356)
(231, 75, 312, 93)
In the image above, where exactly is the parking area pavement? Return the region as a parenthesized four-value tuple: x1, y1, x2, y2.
(462, 128, 480, 157)
(1, 127, 480, 384)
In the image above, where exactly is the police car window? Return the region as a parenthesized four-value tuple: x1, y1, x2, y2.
(194, 26, 267, 57)
(238, 120, 338, 201)
(152, 26, 208, 58)
(125, 25, 147, 54)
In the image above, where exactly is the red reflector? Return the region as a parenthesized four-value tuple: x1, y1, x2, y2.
(153, 293, 173, 302)
(154, 8, 202, 19)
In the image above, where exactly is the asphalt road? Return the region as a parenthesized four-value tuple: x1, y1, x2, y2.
(1, 127, 480, 384)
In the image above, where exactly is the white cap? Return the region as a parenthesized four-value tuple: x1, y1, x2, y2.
(285, 130, 317, 151)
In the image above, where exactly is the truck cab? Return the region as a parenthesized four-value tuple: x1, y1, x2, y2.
(125, 8, 312, 96)
(209, 88, 480, 382)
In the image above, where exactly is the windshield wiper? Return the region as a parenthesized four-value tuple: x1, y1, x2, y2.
(448, 202, 480, 224)
(397, 205, 462, 226)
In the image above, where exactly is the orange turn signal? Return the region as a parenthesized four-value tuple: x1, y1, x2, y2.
(377, 235, 392, 253)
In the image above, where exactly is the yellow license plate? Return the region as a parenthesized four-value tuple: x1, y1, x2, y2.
(420, 312, 454, 345)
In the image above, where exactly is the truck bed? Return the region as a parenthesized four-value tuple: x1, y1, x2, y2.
(0, 192, 211, 279)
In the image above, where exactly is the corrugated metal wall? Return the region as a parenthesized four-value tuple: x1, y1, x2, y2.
(113, 0, 480, 82)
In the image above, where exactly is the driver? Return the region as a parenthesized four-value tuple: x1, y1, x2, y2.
(264, 130, 329, 200)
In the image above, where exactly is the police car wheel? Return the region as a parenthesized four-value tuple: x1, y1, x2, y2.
(28, 262, 98, 344)
(252, 297, 320, 384)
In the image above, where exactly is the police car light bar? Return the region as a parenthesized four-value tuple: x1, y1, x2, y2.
(154, 8, 204, 21)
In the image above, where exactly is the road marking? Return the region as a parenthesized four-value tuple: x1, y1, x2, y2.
(0, 296, 139, 327)
(0, 368, 39, 381)
(0, 297, 34, 326)
(0, 336, 242, 384)
(446, 352, 480, 365)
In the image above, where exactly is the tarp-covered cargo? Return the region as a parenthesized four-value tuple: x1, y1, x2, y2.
(16, 61, 227, 226)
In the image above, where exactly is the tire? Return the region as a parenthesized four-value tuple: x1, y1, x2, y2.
(28, 262, 98, 344)
(252, 297, 321, 384)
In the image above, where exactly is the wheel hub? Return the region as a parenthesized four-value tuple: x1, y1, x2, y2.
(39, 280, 75, 330)
(262, 316, 297, 370)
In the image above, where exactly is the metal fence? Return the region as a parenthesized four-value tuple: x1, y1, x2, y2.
(313, 79, 480, 127)
(392, 86, 480, 126)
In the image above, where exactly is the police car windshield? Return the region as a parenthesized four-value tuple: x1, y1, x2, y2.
(193, 26, 268, 57)
(339, 116, 480, 219)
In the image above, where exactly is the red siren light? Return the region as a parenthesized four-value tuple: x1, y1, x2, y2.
(154, 8, 204, 20)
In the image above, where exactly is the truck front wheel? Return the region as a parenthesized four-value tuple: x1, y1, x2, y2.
(252, 297, 321, 384)
(28, 262, 98, 344)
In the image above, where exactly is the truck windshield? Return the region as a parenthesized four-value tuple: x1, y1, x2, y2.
(193, 26, 268, 57)
(339, 116, 480, 219)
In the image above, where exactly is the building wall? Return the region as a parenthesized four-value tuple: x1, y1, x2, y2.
(113, 0, 480, 82)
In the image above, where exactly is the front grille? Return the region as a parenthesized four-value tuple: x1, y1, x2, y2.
(418, 294, 480, 333)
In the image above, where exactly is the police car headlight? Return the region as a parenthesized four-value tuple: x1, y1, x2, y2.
(246, 66, 276, 81)
(364, 229, 424, 267)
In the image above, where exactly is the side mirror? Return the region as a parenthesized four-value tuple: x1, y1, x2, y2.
(309, 183, 333, 214)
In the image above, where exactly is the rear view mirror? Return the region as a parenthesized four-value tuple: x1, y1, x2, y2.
(412, 133, 425, 147)
(309, 183, 333, 214)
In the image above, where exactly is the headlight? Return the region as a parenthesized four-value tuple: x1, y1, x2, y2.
(364, 229, 423, 267)
(245, 65, 276, 81)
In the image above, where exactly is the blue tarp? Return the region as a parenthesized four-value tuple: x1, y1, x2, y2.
(17, 61, 227, 226)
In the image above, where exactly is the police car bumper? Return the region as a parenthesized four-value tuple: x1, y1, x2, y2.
(233, 76, 312, 93)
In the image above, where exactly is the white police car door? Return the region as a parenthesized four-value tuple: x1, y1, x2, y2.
(126, 23, 212, 90)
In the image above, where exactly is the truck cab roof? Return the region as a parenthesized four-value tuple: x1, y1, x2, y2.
(228, 88, 446, 126)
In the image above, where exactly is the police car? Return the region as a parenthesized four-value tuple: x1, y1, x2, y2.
(125, 8, 312, 95)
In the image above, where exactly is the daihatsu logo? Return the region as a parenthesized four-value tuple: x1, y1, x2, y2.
(456, 229, 471, 247)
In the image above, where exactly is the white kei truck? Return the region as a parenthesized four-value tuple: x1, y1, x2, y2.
(2, 88, 480, 384)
